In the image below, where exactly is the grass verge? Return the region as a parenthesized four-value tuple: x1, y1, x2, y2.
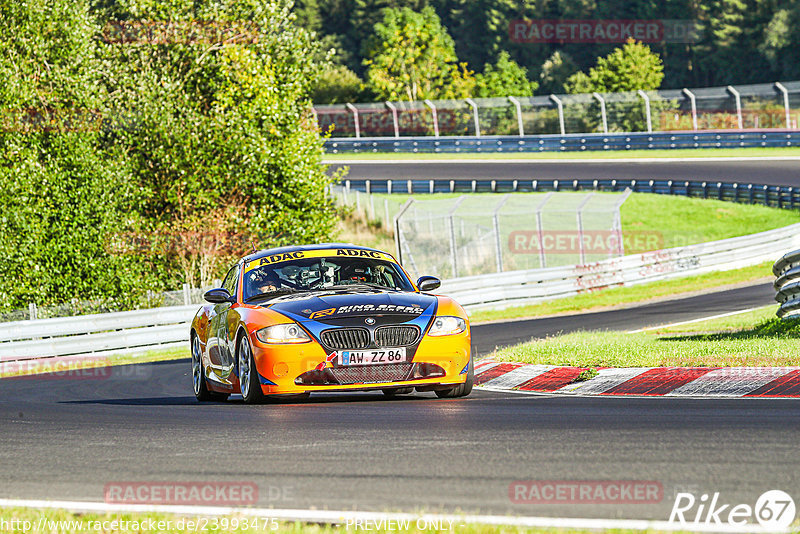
(490, 306, 800, 368)
(0, 507, 706, 534)
(469, 262, 772, 324)
(323, 146, 800, 161)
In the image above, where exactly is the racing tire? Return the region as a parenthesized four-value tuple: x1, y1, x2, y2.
(238, 333, 266, 404)
(435, 356, 474, 398)
(382, 387, 414, 397)
(192, 335, 229, 402)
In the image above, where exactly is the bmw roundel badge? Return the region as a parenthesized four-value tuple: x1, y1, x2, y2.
(365, 317, 376, 325)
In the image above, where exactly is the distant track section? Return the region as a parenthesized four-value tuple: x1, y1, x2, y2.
(327, 158, 800, 188)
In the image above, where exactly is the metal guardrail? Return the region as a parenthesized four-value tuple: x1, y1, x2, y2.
(342, 178, 800, 210)
(773, 250, 800, 319)
(0, 305, 197, 362)
(441, 223, 800, 310)
(325, 130, 800, 153)
(3, 224, 797, 362)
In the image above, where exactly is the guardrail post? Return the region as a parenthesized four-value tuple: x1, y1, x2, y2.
(775, 82, 791, 129)
(682, 88, 698, 131)
(492, 194, 511, 272)
(424, 99, 440, 137)
(592, 92, 608, 134)
(465, 98, 480, 137)
(28, 302, 37, 321)
(550, 95, 565, 135)
(385, 101, 400, 138)
(345, 103, 360, 138)
(507, 96, 524, 136)
(726, 86, 743, 129)
(182, 283, 190, 306)
(637, 90, 652, 132)
(748, 183, 754, 204)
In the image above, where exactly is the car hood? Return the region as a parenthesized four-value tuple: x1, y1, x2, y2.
(264, 289, 438, 325)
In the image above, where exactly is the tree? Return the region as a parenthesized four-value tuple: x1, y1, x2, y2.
(564, 39, 664, 94)
(362, 6, 471, 101)
(538, 51, 578, 94)
(101, 0, 339, 287)
(0, 0, 151, 311)
(311, 65, 366, 104)
(474, 51, 538, 97)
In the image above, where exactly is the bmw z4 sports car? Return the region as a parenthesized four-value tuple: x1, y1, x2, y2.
(190, 244, 473, 403)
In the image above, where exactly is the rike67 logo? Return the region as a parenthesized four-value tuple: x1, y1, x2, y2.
(669, 490, 796, 529)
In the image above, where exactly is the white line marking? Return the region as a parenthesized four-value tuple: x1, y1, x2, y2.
(480, 364, 554, 389)
(556, 367, 652, 394)
(627, 306, 767, 333)
(0, 499, 784, 533)
(666, 367, 799, 397)
(324, 156, 800, 165)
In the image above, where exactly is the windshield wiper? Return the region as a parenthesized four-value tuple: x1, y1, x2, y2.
(245, 288, 301, 302)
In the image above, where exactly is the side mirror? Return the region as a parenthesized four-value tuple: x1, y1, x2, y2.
(416, 276, 441, 292)
(204, 288, 235, 304)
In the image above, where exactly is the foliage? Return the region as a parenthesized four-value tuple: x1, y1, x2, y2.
(362, 6, 473, 101)
(564, 39, 664, 94)
(0, 0, 338, 310)
(538, 51, 579, 94)
(312, 65, 367, 104)
(299, 0, 800, 93)
(474, 52, 538, 98)
(0, 0, 152, 310)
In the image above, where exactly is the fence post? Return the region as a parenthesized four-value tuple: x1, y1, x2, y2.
(508, 96, 524, 136)
(465, 98, 481, 137)
(534, 192, 554, 268)
(384, 198, 390, 229)
(28, 303, 37, 321)
(682, 88, 698, 131)
(447, 197, 467, 278)
(775, 82, 791, 129)
(385, 101, 400, 138)
(492, 194, 511, 272)
(550, 95, 565, 135)
(592, 92, 608, 134)
(394, 199, 415, 265)
(726, 86, 743, 129)
(637, 90, 652, 132)
(345, 103, 360, 138)
(424, 99, 440, 137)
(182, 283, 190, 306)
(576, 193, 595, 265)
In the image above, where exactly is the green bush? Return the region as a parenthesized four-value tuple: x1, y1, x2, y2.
(0, 0, 338, 311)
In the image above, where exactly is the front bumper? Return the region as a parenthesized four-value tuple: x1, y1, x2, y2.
(247, 327, 471, 395)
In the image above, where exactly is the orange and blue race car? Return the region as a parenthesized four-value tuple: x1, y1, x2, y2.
(190, 244, 472, 403)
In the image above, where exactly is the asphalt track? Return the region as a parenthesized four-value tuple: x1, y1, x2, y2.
(2, 281, 797, 522)
(328, 158, 800, 187)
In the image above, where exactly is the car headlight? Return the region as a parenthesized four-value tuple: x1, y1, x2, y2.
(427, 316, 467, 336)
(255, 324, 311, 344)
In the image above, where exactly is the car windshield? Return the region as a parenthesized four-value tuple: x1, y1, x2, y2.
(242, 250, 414, 301)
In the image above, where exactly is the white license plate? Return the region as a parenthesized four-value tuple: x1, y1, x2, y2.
(336, 348, 407, 366)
